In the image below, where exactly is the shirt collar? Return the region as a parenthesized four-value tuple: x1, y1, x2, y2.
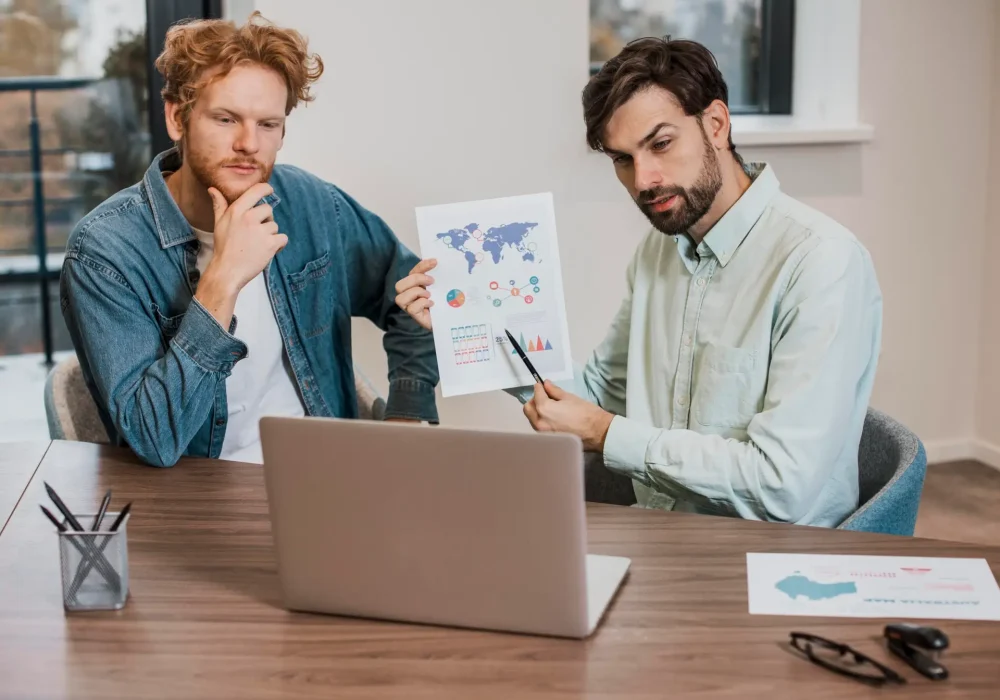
(673, 161, 779, 269)
(141, 148, 281, 249)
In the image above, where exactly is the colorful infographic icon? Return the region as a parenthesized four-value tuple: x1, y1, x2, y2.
(488, 277, 542, 307)
(446, 289, 466, 308)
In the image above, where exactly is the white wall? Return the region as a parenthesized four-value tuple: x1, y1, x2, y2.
(977, 2, 1000, 464)
(254, 0, 998, 453)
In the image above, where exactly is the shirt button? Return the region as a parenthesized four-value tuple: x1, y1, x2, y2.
(683, 334, 692, 347)
(677, 396, 688, 407)
(696, 278, 707, 288)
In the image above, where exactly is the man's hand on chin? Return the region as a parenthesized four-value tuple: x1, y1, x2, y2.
(522, 380, 614, 453)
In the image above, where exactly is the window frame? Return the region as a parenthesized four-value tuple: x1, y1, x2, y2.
(146, 0, 224, 155)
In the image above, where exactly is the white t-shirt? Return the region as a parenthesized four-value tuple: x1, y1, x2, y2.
(193, 227, 305, 463)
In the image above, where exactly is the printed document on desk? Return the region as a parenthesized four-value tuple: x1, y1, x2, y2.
(416, 193, 574, 397)
(747, 553, 1000, 621)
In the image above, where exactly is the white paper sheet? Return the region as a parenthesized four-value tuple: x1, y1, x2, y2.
(415, 193, 574, 397)
(746, 553, 1000, 620)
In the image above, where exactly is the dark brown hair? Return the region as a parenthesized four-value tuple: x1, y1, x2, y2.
(583, 37, 738, 160)
(155, 11, 323, 127)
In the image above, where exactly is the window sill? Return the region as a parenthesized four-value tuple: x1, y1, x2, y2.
(731, 116, 874, 147)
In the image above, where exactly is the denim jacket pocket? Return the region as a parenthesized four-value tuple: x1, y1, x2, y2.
(287, 251, 333, 338)
(152, 303, 186, 341)
(694, 344, 759, 429)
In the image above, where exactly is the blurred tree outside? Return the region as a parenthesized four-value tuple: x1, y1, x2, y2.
(0, 0, 77, 77)
(55, 27, 151, 215)
(589, 0, 762, 111)
(0, 1, 148, 355)
(0, 0, 80, 253)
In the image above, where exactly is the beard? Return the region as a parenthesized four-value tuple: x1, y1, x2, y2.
(185, 143, 274, 205)
(635, 127, 723, 236)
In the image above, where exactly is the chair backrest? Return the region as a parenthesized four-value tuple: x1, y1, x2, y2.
(44, 355, 110, 443)
(582, 451, 637, 506)
(44, 355, 387, 443)
(837, 408, 926, 536)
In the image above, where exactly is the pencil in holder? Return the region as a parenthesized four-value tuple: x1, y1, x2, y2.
(57, 512, 130, 611)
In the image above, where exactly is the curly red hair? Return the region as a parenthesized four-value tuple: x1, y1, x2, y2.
(154, 11, 324, 125)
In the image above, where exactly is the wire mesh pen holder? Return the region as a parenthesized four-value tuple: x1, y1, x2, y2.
(57, 512, 130, 611)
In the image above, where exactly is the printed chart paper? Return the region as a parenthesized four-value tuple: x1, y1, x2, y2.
(747, 553, 1000, 620)
(415, 193, 573, 397)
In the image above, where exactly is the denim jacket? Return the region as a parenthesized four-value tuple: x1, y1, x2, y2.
(60, 149, 439, 467)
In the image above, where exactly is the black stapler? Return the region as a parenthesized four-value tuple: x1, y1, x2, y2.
(883, 623, 949, 680)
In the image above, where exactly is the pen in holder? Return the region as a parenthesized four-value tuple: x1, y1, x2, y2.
(57, 512, 130, 611)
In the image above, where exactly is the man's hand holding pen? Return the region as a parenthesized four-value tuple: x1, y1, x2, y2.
(522, 380, 615, 453)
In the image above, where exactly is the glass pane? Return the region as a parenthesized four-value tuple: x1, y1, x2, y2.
(0, 279, 70, 355)
(590, 0, 764, 113)
(0, 0, 149, 357)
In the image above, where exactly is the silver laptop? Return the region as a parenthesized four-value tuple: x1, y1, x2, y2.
(259, 416, 630, 638)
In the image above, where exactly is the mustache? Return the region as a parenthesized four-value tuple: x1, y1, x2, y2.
(637, 186, 685, 205)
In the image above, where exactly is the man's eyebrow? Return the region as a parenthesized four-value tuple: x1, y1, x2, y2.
(208, 108, 285, 121)
(638, 122, 675, 147)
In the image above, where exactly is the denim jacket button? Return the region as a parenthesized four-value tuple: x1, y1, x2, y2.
(215, 418, 226, 426)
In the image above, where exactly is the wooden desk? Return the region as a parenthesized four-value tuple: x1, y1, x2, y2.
(0, 440, 49, 536)
(1, 440, 998, 699)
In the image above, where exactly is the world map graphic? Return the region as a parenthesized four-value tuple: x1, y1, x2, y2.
(435, 222, 540, 274)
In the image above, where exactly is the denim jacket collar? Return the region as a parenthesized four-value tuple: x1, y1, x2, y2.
(141, 148, 282, 250)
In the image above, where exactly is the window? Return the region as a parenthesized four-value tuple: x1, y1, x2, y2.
(0, 0, 221, 362)
(589, 0, 794, 115)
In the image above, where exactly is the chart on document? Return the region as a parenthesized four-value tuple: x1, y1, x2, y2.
(415, 192, 574, 397)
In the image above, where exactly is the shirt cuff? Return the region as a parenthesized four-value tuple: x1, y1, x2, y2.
(385, 378, 439, 423)
(602, 415, 658, 480)
(171, 297, 248, 375)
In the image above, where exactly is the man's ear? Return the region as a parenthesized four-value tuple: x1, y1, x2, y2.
(701, 99, 732, 151)
(164, 102, 184, 143)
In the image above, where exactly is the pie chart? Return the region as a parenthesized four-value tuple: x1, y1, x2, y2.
(446, 289, 466, 308)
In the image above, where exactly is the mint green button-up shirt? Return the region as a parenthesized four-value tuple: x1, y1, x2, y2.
(578, 163, 882, 526)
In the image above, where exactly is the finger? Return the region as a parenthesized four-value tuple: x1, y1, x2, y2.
(523, 399, 539, 426)
(533, 382, 549, 407)
(246, 203, 274, 224)
(230, 182, 274, 217)
(543, 380, 565, 400)
(411, 258, 438, 274)
(260, 220, 279, 236)
(272, 234, 289, 253)
(395, 287, 429, 309)
(208, 187, 227, 225)
(405, 297, 432, 317)
(394, 273, 435, 295)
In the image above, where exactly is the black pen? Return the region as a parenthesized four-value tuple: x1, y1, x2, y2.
(92, 489, 112, 531)
(40, 505, 121, 590)
(44, 483, 119, 578)
(108, 502, 132, 532)
(66, 503, 130, 600)
(40, 505, 68, 532)
(505, 329, 544, 386)
(44, 482, 85, 531)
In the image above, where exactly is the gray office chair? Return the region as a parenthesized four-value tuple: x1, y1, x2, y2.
(583, 408, 927, 536)
(837, 408, 926, 536)
(44, 354, 387, 443)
